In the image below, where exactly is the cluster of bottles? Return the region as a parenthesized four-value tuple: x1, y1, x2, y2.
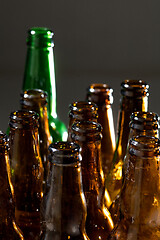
(1, 26, 160, 240)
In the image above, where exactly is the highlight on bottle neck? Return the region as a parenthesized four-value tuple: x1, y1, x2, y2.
(69, 101, 98, 120)
(27, 27, 54, 48)
(9, 110, 39, 129)
(71, 120, 102, 142)
(48, 141, 81, 165)
(0, 131, 9, 152)
(129, 135, 160, 158)
(121, 79, 149, 97)
(129, 111, 159, 131)
(20, 89, 48, 107)
(87, 83, 113, 105)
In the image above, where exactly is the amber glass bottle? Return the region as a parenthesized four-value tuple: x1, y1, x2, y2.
(9, 110, 44, 240)
(108, 135, 160, 239)
(20, 89, 52, 184)
(22, 27, 67, 142)
(0, 131, 24, 240)
(86, 83, 116, 177)
(67, 101, 98, 141)
(71, 121, 114, 240)
(39, 141, 89, 240)
(105, 80, 149, 207)
(109, 111, 159, 226)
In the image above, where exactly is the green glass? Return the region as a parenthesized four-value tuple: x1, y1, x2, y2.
(22, 27, 67, 142)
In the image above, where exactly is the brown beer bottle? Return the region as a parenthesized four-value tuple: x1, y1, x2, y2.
(39, 141, 90, 240)
(0, 131, 24, 240)
(108, 135, 160, 239)
(109, 111, 159, 225)
(86, 83, 116, 177)
(105, 80, 149, 207)
(71, 121, 114, 240)
(67, 101, 98, 141)
(20, 89, 52, 184)
(9, 110, 44, 240)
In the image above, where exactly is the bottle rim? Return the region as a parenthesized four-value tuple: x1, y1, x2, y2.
(87, 83, 113, 105)
(129, 111, 159, 130)
(129, 135, 160, 157)
(121, 79, 149, 97)
(20, 89, 48, 106)
(9, 110, 39, 129)
(48, 141, 81, 164)
(27, 27, 54, 48)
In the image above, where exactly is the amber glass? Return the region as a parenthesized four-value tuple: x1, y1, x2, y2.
(109, 111, 159, 225)
(108, 135, 160, 239)
(129, 111, 159, 139)
(0, 131, 24, 240)
(105, 79, 149, 207)
(39, 141, 89, 240)
(86, 83, 116, 177)
(71, 121, 114, 240)
(20, 89, 52, 184)
(9, 110, 44, 240)
(67, 101, 98, 141)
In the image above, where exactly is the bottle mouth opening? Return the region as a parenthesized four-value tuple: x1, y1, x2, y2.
(129, 111, 159, 130)
(88, 83, 112, 93)
(27, 27, 54, 48)
(20, 89, 48, 106)
(48, 141, 81, 164)
(72, 121, 102, 134)
(129, 135, 160, 157)
(9, 110, 39, 129)
(71, 121, 102, 142)
(130, 111, 159, 122)
(121, 79, 149, 97)
(69, 101, 97, 111)
(87, 84, 113, 104)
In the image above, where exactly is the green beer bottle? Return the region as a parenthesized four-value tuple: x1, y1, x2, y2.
(22, 27, 67, 142)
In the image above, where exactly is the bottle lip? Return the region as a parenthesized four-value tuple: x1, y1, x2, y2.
(69, 101, 98, 112)
(20, 89, 48, 107)
(27, 27, 54, 48)
(71, 121, 102, 142)
(48, 141, 81, 164)
(129, 135, 160, 157)
(9, 110, 39, 129)
(129, 111, 159, 130)
(87, 83, 113, 93)
(87, 83, 113, 105)
(121, 79, 149, 97)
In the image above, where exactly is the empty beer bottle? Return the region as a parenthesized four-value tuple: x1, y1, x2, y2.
(71, 121, 114, 240)
(20, 89, 52, 184)
(39, 141, 90, 240)
(105, 80, 149, 207)
(86, 83, 116, 177)
(22, 27, 67, 142)
(109, 111, 159, 226)
(0, 131, 24, 240)
(67, 101, 98, 141)
(9, 110, 44, 240)
(108, 135, 160, 239)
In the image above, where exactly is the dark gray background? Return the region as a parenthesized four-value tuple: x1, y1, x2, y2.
(0, 0, 160, 134)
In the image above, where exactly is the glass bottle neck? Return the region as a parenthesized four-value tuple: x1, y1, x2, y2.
(23, 45, 57, 119)
(45, 161, 87, 236)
